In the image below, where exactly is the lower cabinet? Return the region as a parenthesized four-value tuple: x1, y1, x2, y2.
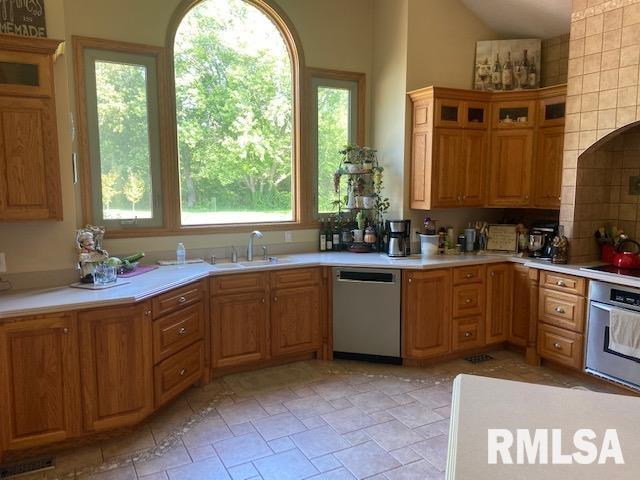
(402, 269, 452, 359)
(271, 284, 321, 357)
(0, 314, 81, 452)
(212, 291, 268, 368)
(78, 303, 154, 432)
(510, 264, 532, 346)
(485, 263, 512, 344)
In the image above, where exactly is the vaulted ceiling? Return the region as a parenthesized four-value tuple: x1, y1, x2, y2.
(460, 0, 571, 38)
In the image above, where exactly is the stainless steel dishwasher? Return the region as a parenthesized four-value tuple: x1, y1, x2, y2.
(332, 267, 401, 363)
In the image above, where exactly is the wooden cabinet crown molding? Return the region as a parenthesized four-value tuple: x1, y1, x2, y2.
(0, 34, 63, 55)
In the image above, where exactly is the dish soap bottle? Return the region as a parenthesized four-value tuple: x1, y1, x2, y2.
(176, 242, 186, 266)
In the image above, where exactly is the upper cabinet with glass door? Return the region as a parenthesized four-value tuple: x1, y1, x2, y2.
(0, 35, 64, 222)
(434, 98, 489, 129)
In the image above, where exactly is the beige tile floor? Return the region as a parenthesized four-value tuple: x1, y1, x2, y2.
(11, 350, 627, 480)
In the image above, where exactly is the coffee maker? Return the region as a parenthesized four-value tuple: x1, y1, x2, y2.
(528, 223, 558, 260)
(385, 220, 411, 257)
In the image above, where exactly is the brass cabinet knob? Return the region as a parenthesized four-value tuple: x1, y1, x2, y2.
(553, 342, 562, 350)
(554, 306, 565, 314)
(465, 273, 473, 279)
(465, 298, 472, 304)
(464, 332, 472, 338)
(178, 327, 187, 335)
(557, 281, 566, 287)
(63, 327, 69, 334)
(144, 310, 152, 317)
(178, 296, 187, 304)
(179, 368, 187, 376)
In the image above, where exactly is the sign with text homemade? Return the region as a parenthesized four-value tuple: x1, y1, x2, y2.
(0, 0, 46, 38)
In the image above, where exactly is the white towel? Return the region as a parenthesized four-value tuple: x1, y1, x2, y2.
(609, 307, 640, 358)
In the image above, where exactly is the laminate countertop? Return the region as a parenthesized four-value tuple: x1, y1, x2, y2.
(0, 251, 634, 320)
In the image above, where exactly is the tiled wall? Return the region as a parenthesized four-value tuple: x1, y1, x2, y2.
(562, 0, 640, 261)
(542, 34, 570, 86)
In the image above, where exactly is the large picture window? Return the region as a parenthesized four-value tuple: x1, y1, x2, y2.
(174, 0, 295, 225)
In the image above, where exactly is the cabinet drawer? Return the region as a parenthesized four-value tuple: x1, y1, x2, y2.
(539, 271, 586, 296)
(154, 341, 204, 407)
(453, 265, 485, 285)
(211, 272, 267, 295)
(270, 268, 320, 289)
(453, 316, 485, 351)
(153, 303, 204, 363)
(537, 323, 583, 370)
(452, 283, 484, 318)
(539, 289, 585, 333)
(152, 282, 204, 318)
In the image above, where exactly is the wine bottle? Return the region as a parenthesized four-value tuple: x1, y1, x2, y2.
(332, 219, 340, 251)
(528, 58, 537, 88)
(492, 53, 502, 90)
(502, 52, 513, 90)
(319, 221, 326, 251)
(325, 221, 333, 250)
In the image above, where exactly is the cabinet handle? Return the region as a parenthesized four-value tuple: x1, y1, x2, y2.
(178, 296, 187, 304)
(465, 298, 472, 304)
(464, 331, 472, 338)
(553, 342, 562, 350)
(273, 297, 278, 302)
(408, 278, 413, 283)
(490, 271, 495, 277)
(465, 273, 473, 279)
(63, 327, 69, 334)
(179, 368, 187, 376)
(524, 195, 529, 200)
(556, 281, 566, 287)
(261, 298, 266, 303)
(178, 327, 187, 335)
(144, 310, 152, 317)
(554, 306, 565, 314)
(462, 195, 467, 200)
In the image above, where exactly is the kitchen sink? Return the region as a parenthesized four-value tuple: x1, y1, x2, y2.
(212, 263, 245, 270)
(239, 257, 293, 267)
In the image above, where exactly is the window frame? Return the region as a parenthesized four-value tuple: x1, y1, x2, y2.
(74, 36, 173, 236)
(308, 68, 366, 218)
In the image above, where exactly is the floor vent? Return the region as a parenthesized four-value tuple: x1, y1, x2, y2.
(0, 457, 55, 479)
(464, 353, 494, 364)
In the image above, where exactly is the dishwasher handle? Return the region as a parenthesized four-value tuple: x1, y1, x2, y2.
(336, 270, 396, 284)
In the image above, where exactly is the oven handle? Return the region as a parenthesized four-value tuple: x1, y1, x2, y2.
(590, 301, 613, 313)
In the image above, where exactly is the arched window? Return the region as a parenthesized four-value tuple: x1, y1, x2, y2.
(173, 0, 299, 226)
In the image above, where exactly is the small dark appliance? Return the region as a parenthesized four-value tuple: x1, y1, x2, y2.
(528, 223, 557, 260)
(385, 220, 411, 257)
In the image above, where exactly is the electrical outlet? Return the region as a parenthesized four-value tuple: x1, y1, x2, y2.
(284, 231, 293, 243)
(0, 253, 6, 273)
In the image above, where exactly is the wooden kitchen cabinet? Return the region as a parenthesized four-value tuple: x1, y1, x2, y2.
(402, 269, 452, 359)
(533, 125, 564, 208)
(0, 314, 81, 452)
(78, 303, 153, 432)
(212, 291, 268, 368)
(271, 284, 321, 357)
(485, 263, 512, 344)
(0, 36, 63, 222)
(510, 264, 531, 347)
(487, 129, 534, 206)
(408, 85, 564, 210)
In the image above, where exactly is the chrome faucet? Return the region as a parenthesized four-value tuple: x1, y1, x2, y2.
(247, 230, 264, 261)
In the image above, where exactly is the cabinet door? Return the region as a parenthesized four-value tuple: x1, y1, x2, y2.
(432, 129, 463, 207)
(459, 130, 487, 206)
(0, 96, 61, 221)
(78, 303, 153, 432)
(410, 100, 432, 210)
(403, 270, 452, 359)
(212, 291, 268, 367)
(488, 129, 534, 206)
(0, 315, 81, 451)
(510, 264, 531, 347)
(533, 126, 564, 209)
(271, 285, 321, 357)
(486, 264, 512, 344)
(435, 98, 463, 127)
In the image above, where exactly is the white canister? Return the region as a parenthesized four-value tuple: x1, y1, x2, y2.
(419, 234, 439, 257)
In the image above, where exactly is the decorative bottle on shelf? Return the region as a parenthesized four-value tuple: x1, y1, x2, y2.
(332, 219, 340, 251)
(492, 53, 502, 90)
(325, 222, 333, 250)
(502, 52, 513, 90)
(528, 58, 537, 88)
(319, 221, 327, 251)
